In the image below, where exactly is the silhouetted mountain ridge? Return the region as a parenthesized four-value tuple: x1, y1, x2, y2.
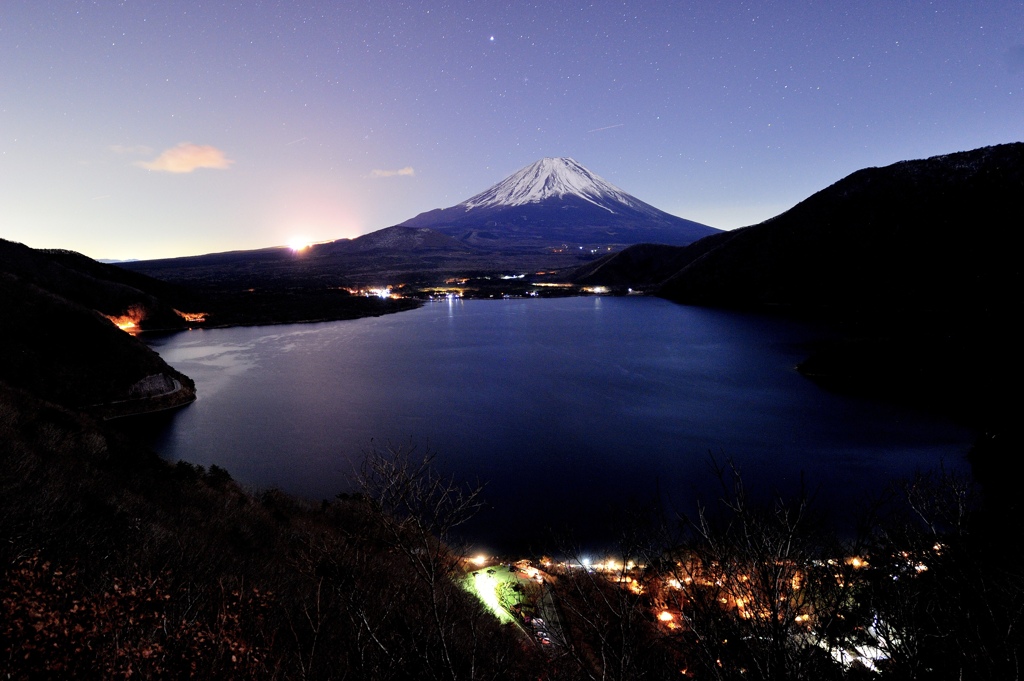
(316, 225, 474, 254)
(659, 142, 1023, 322)
(0, 239, 195, 416)
(0, 239, 196, 329)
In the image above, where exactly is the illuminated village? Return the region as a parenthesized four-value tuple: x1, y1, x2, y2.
(461, 537, 947, 677)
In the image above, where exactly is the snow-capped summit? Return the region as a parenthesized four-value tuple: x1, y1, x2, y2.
(401, 157, 718, 248)
(460, 157, 649, 215)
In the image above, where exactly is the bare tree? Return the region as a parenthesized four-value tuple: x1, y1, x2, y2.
(866, 471, 1024, 680)
(547, 505, 687, 681)
(352, 443, 524, 681)
(357, 443, 485, 549)
(665, 461, 861, 681)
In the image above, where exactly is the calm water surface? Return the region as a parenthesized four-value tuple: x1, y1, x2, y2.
(142, 297, 974, 553)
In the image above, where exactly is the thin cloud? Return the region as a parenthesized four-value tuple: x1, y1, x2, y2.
(136, 143, 234, 173)
(369, 166, 415, 178)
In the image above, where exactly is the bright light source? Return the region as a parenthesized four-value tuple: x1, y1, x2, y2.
(659, 610, 674, 622)
(288, 237, 311, 252)
(104, 305, 146, 334)
(471, 554, 488, 566)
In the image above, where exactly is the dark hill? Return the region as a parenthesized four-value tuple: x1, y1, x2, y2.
(570, 233, 737, 288)
(121, 230, 597, 296)
(117, 238, 423, 327)
(0, 241, 196, 417)
(318, 225, 474, 254)
(0, 238, 196, 331)
(658, 143, 1023, 324)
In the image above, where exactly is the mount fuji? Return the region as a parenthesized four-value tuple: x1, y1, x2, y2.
(401, 158, 718, 249)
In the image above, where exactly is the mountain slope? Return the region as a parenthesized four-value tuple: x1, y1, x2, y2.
(0, 240, 196, 417)
(316, 225, 473, 255)
(570, 233, 736, 288)
(401, 157, 718, 248)
(0, 238, 197, 331)
(658, 142, 1023, 321)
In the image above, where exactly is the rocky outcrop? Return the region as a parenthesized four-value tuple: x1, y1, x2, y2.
(91, 374, 196, 420)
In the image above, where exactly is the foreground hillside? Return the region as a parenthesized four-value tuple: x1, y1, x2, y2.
(5, 374, 1024, 679)
(0, 381, 542, 679)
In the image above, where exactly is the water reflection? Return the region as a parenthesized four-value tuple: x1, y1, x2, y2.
(141, 297, 974, 553)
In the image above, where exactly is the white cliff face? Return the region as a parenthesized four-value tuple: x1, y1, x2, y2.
(459, 157, 655, 215)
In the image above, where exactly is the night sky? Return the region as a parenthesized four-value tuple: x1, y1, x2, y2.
(3, 1, 1021, 260)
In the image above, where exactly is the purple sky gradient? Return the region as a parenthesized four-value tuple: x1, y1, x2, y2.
(3, 1, 1021, 260)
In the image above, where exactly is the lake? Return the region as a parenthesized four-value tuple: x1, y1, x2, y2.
(140, 296, 974, 554)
